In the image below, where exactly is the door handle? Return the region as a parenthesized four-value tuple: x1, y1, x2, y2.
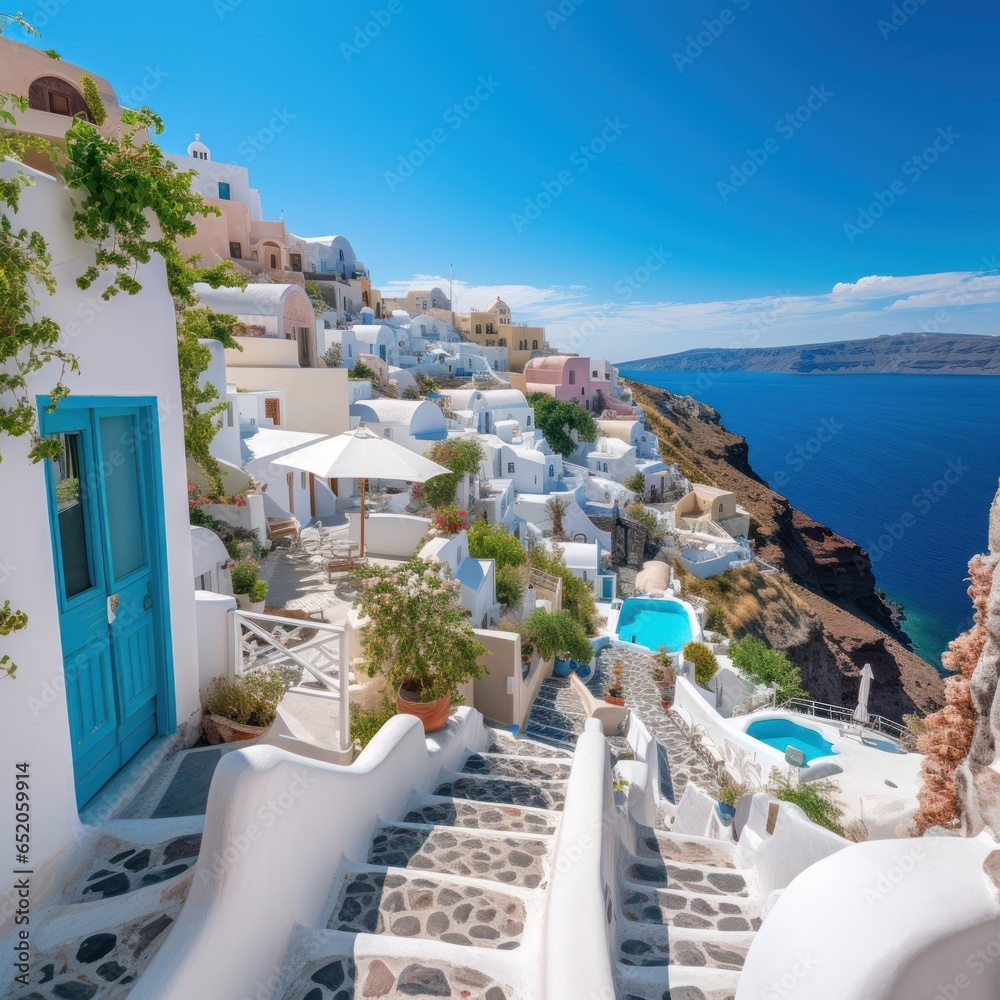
(143, 593, 153, 611)
(107, 593, 119, 624)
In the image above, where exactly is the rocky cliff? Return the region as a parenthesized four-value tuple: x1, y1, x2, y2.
(624, 331, 1000, 375)
(629, 380, 945, 719)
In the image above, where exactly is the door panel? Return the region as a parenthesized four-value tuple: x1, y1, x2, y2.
(45, 403, 167, 808)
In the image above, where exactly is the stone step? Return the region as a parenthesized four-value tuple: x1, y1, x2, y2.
(619, 883, 761, 932)
(433, 772, 567, 812)
(617, 924, 754, 971)
(326, 865, 528, 951)
(401, 793, 559, 836)
(634, 827, 737, 869)
(274, 934, 520, 1000)
(460, 752, 573, 783)
(487, 732, 573, 760)
(62, 831, 203, 903)
(621, 850, 750, 897)
(517, 725, 580, 752)
(367, 824, 550, 889)
(617, 964, 741, 1000)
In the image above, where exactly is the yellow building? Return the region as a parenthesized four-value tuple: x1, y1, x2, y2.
(463, 297, 549, 373)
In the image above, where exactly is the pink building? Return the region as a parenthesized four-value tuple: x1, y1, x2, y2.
(522, 354, 604, 411)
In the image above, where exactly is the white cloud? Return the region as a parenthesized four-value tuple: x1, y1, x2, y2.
(382, 268, 1000, 360)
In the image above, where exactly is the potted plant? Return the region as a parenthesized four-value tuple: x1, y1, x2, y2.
(248, 579, 268, 613)
(230, 557, 260, 611)
(605, 681, 625, 707)
(658, 662, 677, 711)
(716, 779, 748, 822)
(353, 558, 487, 733)
(201, 667, 297, 744)
(613, 771, 630, 806)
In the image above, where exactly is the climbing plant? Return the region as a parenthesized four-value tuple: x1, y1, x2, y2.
(0, 600, 27, 679)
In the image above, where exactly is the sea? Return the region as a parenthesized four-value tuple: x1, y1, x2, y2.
(617, 370, 1000, 672)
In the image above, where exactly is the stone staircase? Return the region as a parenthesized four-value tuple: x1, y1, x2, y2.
(1, 821, 205, 1000)
(614, 824, 761, 1000)
(273, 732, 573, 999)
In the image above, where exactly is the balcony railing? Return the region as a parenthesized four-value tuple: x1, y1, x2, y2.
(778, 697, 906, 742)
(230, 608, 352, 754)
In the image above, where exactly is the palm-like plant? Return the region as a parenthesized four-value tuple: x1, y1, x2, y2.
(545, 496, 570, 540)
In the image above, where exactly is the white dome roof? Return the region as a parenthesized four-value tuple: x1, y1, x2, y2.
(187, 133, 210, 159)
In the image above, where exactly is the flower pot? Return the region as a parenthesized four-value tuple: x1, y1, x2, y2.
(249, 599, 266, 614)
(660, 699, 673, 712)
(396, 682, 452, 734)
(234, 592, 253, 611)
(716, 802, 737, 823)
(605, 690, 625, 707)
(202, 712, 269, 745)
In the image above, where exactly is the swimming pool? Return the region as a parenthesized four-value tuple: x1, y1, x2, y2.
(616, 597, 694, 652)
(745, 718, 836, 763)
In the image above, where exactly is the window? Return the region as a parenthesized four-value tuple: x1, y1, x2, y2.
(527, 416, 532, 426)
(476, 324, 482, 336)
(48, 91, 71, 115)
(290, 253, 302, 272)
(568, 370, 576, 385)
(270, 253, 277, 269)
(339, 249, 345, 261)
(603, 463, 608, 473)
(218, 181, 231, 200)
(532, 340, 539, 350)
(229, 241, 242, 259)
(718, 502, 724, 514)
(300, 472, 308, 489)
(226, 403, 234, 427)
(549, 464, 554, 477)
(264, 397, 281, 425)
(507, 462, 515, 474)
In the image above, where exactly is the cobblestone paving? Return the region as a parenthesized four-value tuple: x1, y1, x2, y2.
(461, 753, 572, 783)
(329, 870, 526, 950)
(63, 833, 202, 902)
(282, 956, 516, 1000)
(487, 732, 572, 760)
(433, 775, 566, 812)
(401, 797, 557, 836)
(623, 857, 749, 898)
(620, 882, 761, 933)
(367, 825, 549, 889)
(4, 900, 184, 1000)
(635, 828, 736, 869)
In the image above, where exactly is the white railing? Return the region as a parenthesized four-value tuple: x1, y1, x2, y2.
(777, 697, 907, 742)
(229, 609, 352, 754)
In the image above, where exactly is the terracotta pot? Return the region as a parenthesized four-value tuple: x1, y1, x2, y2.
(605, 691, 625, 707)
(396, 682, 452, 733)
(202, 712, 269, 745)
(661, 699, 673, 712)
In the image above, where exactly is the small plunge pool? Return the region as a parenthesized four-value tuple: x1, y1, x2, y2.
(616, 597, 694, 652)
(745, 718, 836, 763)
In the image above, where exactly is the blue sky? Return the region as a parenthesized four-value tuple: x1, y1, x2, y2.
(14, 0, 1000, 358)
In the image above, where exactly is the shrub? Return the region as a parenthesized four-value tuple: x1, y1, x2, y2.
(424, 439, 486, 509)
(248, 579, 268, 603)
(525, 608, 593, 663)
(770, 769, 844, 836)
(202, 668, 296, 728)
(527, 394, 597, 457)
(230, 557, 260, 595)
(623, 471, 646, 496)
(684, 641, 719, 688)
(496, 564, 523, 608)
(729, 635, 807, 702)
(224, 538, 243, 562)
(350, 703, 397, 749)
(350, 361, 377, 381)
(625, 501, 663, 539)
(402, 385, 421, 400)
(705, 604, 729, 635)
(432, 504, 469, 535)
(322, 344, 342, 368)
(468, 520, 525, 569)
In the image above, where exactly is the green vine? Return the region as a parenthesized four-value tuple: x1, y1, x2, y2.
(0, 600, 28, 679)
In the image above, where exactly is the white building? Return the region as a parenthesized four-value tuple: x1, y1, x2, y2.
(440, 388, 534, 436)
(349, 399, 448, 454)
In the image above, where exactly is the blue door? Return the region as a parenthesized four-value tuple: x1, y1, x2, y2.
(43, 402, 171, 807)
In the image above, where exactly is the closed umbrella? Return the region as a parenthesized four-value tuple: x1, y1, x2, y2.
(853, 663, 874, 725)
(273, 424, 449, 554)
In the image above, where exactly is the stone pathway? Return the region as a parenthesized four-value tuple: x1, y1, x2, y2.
(274, 735, 571, 999)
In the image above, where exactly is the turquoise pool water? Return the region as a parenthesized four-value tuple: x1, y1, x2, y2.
(616, 598, 694, 652)
(746, 719, 836, 763)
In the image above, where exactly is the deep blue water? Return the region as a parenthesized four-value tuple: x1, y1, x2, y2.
(618, 370, 1000, 671)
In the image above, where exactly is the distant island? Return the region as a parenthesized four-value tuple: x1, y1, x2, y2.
(621, 332, 1000, 375)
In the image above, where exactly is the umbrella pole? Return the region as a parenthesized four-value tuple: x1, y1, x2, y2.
(360, 476, 366, 556)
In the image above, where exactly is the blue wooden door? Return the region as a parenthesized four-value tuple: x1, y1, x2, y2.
(45, 404, 165, 807)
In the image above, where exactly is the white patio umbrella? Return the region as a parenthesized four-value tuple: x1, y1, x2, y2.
(853, 662, 874, 725)
(272, 424, 449, 555)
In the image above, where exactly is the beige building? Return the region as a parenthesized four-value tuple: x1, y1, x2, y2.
(171, 136, 310, 286)
(674, 485, 752, 539)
